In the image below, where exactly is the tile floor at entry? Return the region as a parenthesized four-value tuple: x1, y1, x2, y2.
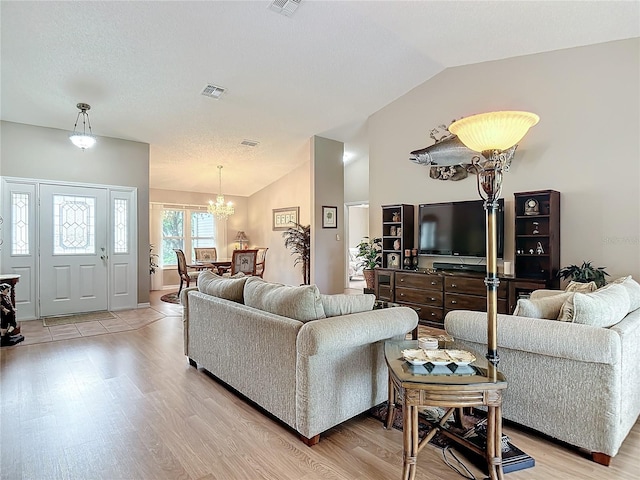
(12, 291, 182, 346)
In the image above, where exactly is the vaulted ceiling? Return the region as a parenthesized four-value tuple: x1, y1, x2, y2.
(2, 1, 638, 196)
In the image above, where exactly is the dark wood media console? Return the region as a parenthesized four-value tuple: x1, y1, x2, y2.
(374, 268, 546, 329)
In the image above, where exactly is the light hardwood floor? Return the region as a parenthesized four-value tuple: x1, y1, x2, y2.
(1, 291, 638, 479)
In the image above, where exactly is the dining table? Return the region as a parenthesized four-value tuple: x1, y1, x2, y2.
(188, 259, 232, 275)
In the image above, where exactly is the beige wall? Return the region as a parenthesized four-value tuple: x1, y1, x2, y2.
(368, 38, 640, 280)
(0, 120, 151, 304)
(248, 153, 311, 287)
(311, 136, 345, 294)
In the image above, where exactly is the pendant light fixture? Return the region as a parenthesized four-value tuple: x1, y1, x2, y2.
(208, 165, 235, 220)
(69, 102, 96, 150)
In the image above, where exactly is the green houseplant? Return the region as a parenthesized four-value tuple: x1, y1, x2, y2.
(283, 223, 311, 285)
(557, 261, 609, 288)
(355, 237, 382, 289)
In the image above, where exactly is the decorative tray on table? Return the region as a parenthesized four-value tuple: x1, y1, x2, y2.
(401, 348, 477, 376)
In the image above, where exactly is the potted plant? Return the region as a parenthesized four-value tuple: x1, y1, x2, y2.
(355, 237, 382, 290)
(283, 223, 311, 285)
(557, 261, 609, 288)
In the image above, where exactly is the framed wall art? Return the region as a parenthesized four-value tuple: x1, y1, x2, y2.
(322, 206, 337, 229)
(273, 206, 300, 231)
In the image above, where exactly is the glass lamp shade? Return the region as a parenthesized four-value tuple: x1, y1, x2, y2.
(449, 111, 539, 152)
(69, 133, 96, 150)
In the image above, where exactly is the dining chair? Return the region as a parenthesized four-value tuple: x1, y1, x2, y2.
(174, 249, 200, 293)
(194, 247, 217, 261)
(255, 247, 269, 278)
(230, 249, 259, 276)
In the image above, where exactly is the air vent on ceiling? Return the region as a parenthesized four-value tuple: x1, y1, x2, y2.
(241, 139, 260, 147)
(201, 84, 226, 99)
(269, 0, 301, 17)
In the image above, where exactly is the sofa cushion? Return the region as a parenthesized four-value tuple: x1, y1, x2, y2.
(565, 281, 597, 293)
(243, 277, 326, 322)
(513, 292, 573, 320)
(557, 284, 630, 327)
(605, 276, 640, 312)
(320, 294, 375, 317)
(198, 270, 247, 303)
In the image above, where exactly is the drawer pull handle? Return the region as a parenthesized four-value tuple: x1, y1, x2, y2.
(451, 283, 457, 288)
(430, 297, 436, 301)
(400, 278, 404, 282)
(431, 281, 437, 285)
(431, 312, 436, 316)
(400, 293, 404, 296)
(451, 300, 457, 304)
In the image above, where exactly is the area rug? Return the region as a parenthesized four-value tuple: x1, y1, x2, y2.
(370, 402, 535, 474)
(370, 402, 473, 448)
(160, 292, 180, 304)
(42, 310, 116, 327)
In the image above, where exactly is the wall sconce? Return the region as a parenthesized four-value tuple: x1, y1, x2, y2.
(69, 103, 96, 150)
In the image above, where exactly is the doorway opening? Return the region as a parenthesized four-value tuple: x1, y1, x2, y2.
(346, 203, 369, 290)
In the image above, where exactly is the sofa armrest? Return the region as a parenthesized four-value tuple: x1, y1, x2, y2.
(445, 310, 621, 365)
(297, 307, 418, 357)
(181, 287, 199, 355)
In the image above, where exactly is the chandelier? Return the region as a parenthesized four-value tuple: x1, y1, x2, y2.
(208, 165, 235, 219)
(69, 103, 96, 150)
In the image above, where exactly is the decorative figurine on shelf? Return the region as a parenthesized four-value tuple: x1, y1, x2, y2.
(396, 227, 402, 237)
(392, 212, 400, 222)
(390, 226, 397, 236)
(393, 239, 401, 250)
(1, 283, 24, 347)
(532, 222, 539, 235)
(536, 242, 545, 255)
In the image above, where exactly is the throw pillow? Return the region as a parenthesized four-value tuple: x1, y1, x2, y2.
(320, 293, 375, 317)
(198, 270, 247, 303)
(604, 276, 640, 312)
(565, 281, 597, 293)
(557, 284, 630, 327)
(513, 292, 573, 320)
(243, 277, 326, 322)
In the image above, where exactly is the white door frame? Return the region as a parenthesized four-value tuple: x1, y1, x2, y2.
(1, 176, 137, 320)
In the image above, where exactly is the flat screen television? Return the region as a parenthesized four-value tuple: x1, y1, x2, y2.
(418, 199, 504, 258)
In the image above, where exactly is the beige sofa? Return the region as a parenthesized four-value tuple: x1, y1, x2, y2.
(444, 276, 640, 465)
(181, 272, 418, 444)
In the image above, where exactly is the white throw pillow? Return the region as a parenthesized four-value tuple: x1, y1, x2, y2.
(198, 270, 247, 303)
(603, 276, 640, 312)
(558, 284, 630, 327)
(320, 294, 375, 317)
(243, 277, 326, 322)
(513, 292, 573, 320)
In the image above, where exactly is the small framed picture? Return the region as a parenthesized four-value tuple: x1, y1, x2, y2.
(273, 207, 300, 231)
(322, 206, 337, 229)
(387, 253, 400, 269)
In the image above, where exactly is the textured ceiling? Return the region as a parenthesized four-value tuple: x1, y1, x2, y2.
(2, 1, 638, 197)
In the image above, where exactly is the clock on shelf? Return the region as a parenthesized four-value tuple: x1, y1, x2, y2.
(524, 198, 540, 216)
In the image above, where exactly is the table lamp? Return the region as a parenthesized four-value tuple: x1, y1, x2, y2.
(234, 231, 249, 250)
(448, 111, 539, 381)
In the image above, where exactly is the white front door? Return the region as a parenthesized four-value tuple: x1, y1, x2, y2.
(39, 184, 108, 316)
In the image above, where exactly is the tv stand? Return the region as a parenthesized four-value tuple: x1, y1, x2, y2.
(433, 262, 486, 273)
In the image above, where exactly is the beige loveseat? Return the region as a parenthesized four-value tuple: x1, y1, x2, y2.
(181, 271, 418, 444)
(444, 276, 640, 465)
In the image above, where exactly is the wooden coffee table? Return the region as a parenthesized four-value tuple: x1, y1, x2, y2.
(384, 340, 508, 480)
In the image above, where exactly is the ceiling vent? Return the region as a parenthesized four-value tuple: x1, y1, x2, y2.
(201, 84, 226, 99)
(269, 0, 301, 17)
(241, 139, 260, 147)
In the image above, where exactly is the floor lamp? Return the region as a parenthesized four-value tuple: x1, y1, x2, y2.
(448, 111, 539, 381)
